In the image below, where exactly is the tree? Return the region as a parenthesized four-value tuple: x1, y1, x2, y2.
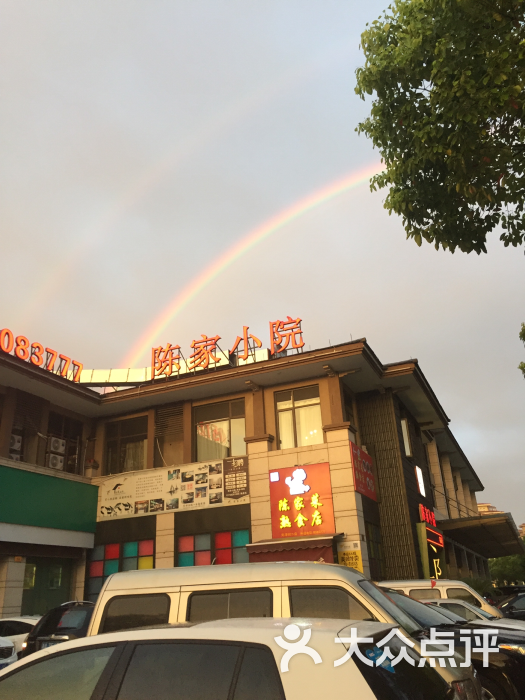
(355, 0, 525, 254)
(489, 537, 525, 584)
(520, 323, 525, 376)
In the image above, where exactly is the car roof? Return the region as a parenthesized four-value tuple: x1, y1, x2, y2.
(103, 561, 366, 591)
(436, 599, 479, 609)
(0, 616, 41, 623)
(379, 580, 470, 587)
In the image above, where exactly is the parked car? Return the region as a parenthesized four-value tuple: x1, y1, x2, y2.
(0, 616, 40, 655)
(85, 562, 480, 695)
(21, 601, 94, 658)
(499, 593, 525, 621)
(0, 636, 16, 671)
(0, 618, 466, 700)
(427, 599, 525, 631)
(383, 587, 525, 700)
(378, 579, 503, 618)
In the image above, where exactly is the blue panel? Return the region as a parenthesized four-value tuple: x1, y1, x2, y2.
(232, 530, 249, 548)
(178, 552, 194, 567)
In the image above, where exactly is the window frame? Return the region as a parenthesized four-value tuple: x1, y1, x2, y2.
(104, 415, 149, 476)
(99, 593, 171, 635)
(193, 399, 246, 461)
(186, 587, 274, 622)
(275, 385, 323, 450)
(287, 584, 376, 621)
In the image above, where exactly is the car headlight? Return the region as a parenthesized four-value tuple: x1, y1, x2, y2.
(499, 643, 525, 655)
(21, 642, 27, 649)
(450, 680, 478, 700)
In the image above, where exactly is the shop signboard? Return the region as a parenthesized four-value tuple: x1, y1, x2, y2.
(416, 522, 445, 580)
(268, 462, 335, 539)
(350, 443, 377, 502)
(337, 540, 364, 572)
(97, 456, 249, 521)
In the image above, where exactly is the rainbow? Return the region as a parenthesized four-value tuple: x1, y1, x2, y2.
(122, 162, 384, 368)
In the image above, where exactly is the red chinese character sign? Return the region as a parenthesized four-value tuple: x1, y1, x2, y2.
(269, 463, 335, 539)
(350, 444, 377, 502)
(270, 316, 304, 355)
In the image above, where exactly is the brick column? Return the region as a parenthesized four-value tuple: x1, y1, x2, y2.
(155, 512, 175, 568)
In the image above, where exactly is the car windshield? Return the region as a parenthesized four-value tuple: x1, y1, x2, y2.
(33, 606, 92, 637)
(427, 605, 466, 622)
(384, 590, 457, 629)
(358, 581, 421, 635)
(473, 607, 494, 620)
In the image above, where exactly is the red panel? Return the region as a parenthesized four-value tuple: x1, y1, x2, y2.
(178, 535, 194, 553)
(89, 560, 104, 577)
(138, 540, 154, 556)
(215, 532, 231, 549)
(105, 543, 120, 560)
(215, 548, 232, 565)
(195, 550, 211, 566)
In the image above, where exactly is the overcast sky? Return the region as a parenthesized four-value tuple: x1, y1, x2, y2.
(1, 1, 523, 524)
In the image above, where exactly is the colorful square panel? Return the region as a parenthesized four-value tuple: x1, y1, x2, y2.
(123, 541, 138, 558)
(138, 556, 154, 570)
(91, 545, 105, 561)
(215, 532, 231, 549)
(87, 577, 103, 595)
(138, 539, 154, 556)
(215, 548, 232, 565)
(122, 557, 138, 571)
(89, 561, 104, 578)
(178, 536, 194, 553)
(105, 543, 120, 560)
(194, 534, 211, 551)
(178, 552, 194, 567)
(104, 559, 119, 576)
(195, 550, 211, 566)
(233, 547, 249, 564)
(232, 530, 249, 548)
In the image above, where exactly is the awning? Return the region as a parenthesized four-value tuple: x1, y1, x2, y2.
(437, 513, 525, 558)
(246, 533, 343, 554)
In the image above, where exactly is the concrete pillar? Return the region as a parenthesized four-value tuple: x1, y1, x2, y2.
(445, 541, 458, 577)
(71, 553, 87, 601)
(147, 408, 155, 469)
(0, 556, 25, 616)
(470, 490, 479, 514)
(0, 388, 17, 459)
(441, 455, 459, 518)
(426, 441, 449, 517)
(245, 438, 273, 544)
(155, 512, 175, 568)
(462, 482, 475, 517)
(453, 471, 467, 517)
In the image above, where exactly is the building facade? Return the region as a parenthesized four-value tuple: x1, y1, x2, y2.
(1, 330, 522, 615)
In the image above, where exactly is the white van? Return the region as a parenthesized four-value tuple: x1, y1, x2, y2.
(87, 562, 479, 694)
(378, 579, 503, 618)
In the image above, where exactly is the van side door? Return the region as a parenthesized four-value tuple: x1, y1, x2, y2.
(281, 580, 378, 622)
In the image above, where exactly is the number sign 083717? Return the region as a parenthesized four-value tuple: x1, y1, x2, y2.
(0, 327, 83, 383)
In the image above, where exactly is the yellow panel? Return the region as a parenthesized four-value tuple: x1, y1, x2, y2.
(138, 556, 154, 570)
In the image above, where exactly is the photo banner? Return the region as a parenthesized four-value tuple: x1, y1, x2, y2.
(97, 456, 249, 521)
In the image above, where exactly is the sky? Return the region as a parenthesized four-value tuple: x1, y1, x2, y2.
(0, 1, 524, 524)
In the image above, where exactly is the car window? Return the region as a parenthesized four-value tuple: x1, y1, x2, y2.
(512, 596, 525, 610)
(427, 605, 465, 622)
(289, 586, 374, 621)
(232, 646, 284, 700)
(0, 645, 115, 700)
(408, 588, 441, 600)
(57, 609, 90, 632)
(360, 582, 420, 635)
(444, 603, 478, 620)
(0, 622, 16, 636)
(188, 589, 272, 622)
(385, 590, 454, 628)
(446, 588, 480, 607)
(9, 621, 34, 635)
(101, 594, 170, 634)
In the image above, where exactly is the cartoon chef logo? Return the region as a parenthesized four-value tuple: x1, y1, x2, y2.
(285, 468, 311, 496)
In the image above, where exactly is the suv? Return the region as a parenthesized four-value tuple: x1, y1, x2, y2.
(21, 601, 94, 657)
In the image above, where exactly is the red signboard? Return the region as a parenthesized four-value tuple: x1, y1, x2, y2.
(350, 443, 377, 502)
(426, 526, 444, 549)
(419, 503, 436, 527)
(269, 463, 335, 539)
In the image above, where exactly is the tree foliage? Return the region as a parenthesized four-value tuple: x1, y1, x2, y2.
(355, 0, 525, 253)
(489, 538, 525, 584)
(520, 322, 525, 376)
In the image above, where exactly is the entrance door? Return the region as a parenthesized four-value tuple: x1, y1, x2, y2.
(21, 557, 73, 616)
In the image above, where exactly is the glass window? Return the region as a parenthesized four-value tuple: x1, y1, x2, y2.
(104, 416, 148, 475)
(409, 588, 441, 600)
(116, 643, 239, 700)
(384, 590, 455, 628)
(275, 386, 322, 449)
(446, 588, 480, 607)
(443, 603, 477, 620)
(233, 647, 284, 700)
(0, 646, 115, 700)
(178, 529, 249, 567)
(101, 594, 170, 634)
(289, 587, 374, 621)
(87, 539, 154, 599)
(188, 589, 272, 622)
(401, 418, 412, 457)
(512, 596, 525, 610)
(194, 400, 246, 461)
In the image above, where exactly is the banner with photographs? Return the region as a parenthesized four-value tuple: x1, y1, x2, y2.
(97, 456, 249, 521)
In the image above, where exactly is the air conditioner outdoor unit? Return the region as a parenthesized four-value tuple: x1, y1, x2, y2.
(47, 453, 64, 470)
(9, 434, 22, 451)
(9, 452, 21, 462)
(49, 437, 66, 455)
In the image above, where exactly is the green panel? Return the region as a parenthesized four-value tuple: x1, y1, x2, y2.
(0, 464, 98, 533)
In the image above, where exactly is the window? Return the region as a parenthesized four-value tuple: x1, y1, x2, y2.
(47, 411, 83, 474)
(275, 386, 323, 449)
(194, 400, 245, 461)
(446, 588, 481, 607)
(188, 589, 273, 622)
(101, 593, 170, 634)
(400, 418, 412, 457)
(442, 603, 478, 620)
(0, 645, 115, 700)
(408, 588, 441, 600)
(289, 586, 374, 621)
(105, 416, 148, 474)
(177, 529, 249, 567)
(115, 642, 283, 700)
(0, 621, 33, 636)
(415, 466, 426, 497)
(87, 540, 154, 601)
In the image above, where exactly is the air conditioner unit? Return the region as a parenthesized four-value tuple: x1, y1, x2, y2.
(47, 453, 64, 470)
(49, 437, 66, 455)
(9, 452, 21, 462)
(9, 434, 22, 451)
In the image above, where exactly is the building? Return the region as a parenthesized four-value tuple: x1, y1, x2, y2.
(477, 503, 505, 516)
(1, 321, 523, 615)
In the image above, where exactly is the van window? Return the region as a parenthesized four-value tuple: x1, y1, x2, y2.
(442, 603, 478, 620)
(409, 588, 441, 600)
(446, 588, 480, 607)
(289, 586, 374, 621)
(101, 594, 170, 633)
(188, 589, 272, 622)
